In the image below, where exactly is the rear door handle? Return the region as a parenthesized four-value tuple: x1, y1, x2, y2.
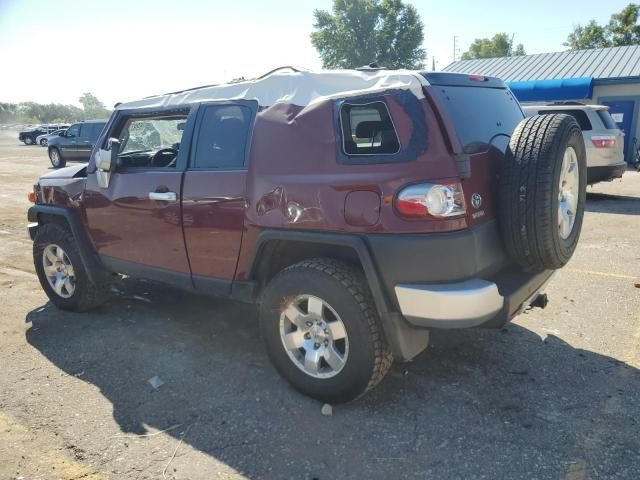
(148, 191, 177, 202)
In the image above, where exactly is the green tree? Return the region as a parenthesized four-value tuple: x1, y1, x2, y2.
(461, 33, 525, 60)
(609, 3, 640, 45)
(79, 92, 111, 119)
(564, 20, 612, 49)
(564, 3, 640, 50)
(311, 0, 426, 69)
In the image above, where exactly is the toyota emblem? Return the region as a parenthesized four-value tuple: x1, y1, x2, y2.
(471, 193, 482, 209)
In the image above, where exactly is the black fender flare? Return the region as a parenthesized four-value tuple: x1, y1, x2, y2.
(28, 205, 105, 284)
(246, 230, 429, 362)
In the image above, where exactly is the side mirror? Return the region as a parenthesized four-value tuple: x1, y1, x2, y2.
(108, 138, 120, 168)
(96, 138, 119, 171)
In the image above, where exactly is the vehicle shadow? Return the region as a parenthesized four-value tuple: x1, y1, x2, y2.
(586, 191, 640, 216)
(25, 278, 640, 479)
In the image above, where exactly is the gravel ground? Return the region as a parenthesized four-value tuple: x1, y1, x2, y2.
(0, 129, 639, 480)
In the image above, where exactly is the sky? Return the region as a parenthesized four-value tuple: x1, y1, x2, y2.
(0, 0, 634, 107)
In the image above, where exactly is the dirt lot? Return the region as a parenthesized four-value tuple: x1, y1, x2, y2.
(0, 128, 639, 480)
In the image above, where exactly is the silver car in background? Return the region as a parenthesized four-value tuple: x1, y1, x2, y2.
(522, 104, 626, 184)
(35, 128, 67, 147)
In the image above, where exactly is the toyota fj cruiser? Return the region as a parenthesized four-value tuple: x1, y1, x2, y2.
(27, 68, 586, 403)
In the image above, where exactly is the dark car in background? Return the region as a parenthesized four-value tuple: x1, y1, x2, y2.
(19, 124, 70, 145)
(47, 119, 108, 168)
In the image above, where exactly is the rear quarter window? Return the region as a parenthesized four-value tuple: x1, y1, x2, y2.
(340, 102, 400, 156)
(539, 109, 592, 130)
(597, 110, 619, 130)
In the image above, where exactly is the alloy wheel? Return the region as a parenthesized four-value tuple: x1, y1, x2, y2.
(558, 146, 579, 240)
(42, 244, 76, 298)
(279, 294, 349, 379)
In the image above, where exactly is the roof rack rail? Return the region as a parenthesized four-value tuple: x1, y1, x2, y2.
(356, 63, 386, 71)
(548, 101, 586, 106)
(256, 66, 306, 80)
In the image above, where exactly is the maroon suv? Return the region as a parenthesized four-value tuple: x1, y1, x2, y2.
(27, 68, 586, 402)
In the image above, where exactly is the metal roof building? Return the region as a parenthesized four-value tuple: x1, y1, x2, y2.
(445, 45, 640, 163)
(445, 45, 640, 81)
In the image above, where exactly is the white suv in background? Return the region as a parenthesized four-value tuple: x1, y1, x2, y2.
(522, 103, 626, 184)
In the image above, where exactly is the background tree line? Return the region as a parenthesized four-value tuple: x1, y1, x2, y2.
(565, 3, 640, 49)
(310, 1, 640, 68)
(0, 93, 111, 125)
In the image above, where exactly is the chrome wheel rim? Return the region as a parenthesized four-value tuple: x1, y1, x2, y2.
(51, 150, 59, 164)
(40, 139, 47, 146)
(42, 244, 75, 298)
(558, 146, 579, 240)
(279, 295, 349, 379)
(25, 137, 33, 144)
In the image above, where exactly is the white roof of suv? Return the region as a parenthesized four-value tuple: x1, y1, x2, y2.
(117, 68, 429, 111)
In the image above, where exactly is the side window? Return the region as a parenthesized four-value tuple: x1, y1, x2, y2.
(192, 105, 251, 169)
(340, 102, 400, 155)
(116, 113, 189, 169)
(89, 123, 105, 141)
(66, 124, 80, 137)
(539, 109, 592, 130)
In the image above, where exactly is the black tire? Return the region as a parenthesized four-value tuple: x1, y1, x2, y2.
(259, 258, 393, 403)
(498, 114, 587, 272)
(49, 147, 65, 168)
(33, 223, 108, 311)
(23, 136, 34, 145)
(39, 138, 48, 146)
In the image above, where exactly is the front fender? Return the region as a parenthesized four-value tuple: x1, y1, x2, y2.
(28, 205, 105, 284)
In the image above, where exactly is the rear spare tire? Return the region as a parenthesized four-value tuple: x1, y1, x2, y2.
(498, 114, 586, 272)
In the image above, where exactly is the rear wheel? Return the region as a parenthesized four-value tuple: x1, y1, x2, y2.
(259, 258, 392, 403)
(498, 114, 587, 272)
(49, 147, 65, 168)
(33, 223, 108, 311)
(23, 136, 34, 145)
(39, 137, 48, 146)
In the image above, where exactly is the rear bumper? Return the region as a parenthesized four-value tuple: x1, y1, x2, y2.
(365, 220, 555, 329)
(394, 270, 553, 329)
(587, 162, 627, 184)
(395, 279, 503, 328)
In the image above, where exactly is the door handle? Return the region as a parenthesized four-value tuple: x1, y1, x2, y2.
(148, 191, 177, 202)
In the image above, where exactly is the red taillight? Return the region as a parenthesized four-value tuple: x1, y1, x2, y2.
(468, 74, 486, 82)
(395, 182, 466, 219)
(28, 192, 36, 204)
(591, 135, 616, 148)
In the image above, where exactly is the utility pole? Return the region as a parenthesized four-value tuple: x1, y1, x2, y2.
(453, 36, 460, 63)
(432, 56, 436, 71)
(508, 33, 515, 56)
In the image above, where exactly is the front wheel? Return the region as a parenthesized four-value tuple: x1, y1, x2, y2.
(259, 258, 393, 403)
(49, 148, 65, 168)
(33, 223, 108, 311)
(23, 136, 34, 145)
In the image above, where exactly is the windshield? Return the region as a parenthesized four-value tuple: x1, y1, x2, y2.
(120, 117, 186, 154)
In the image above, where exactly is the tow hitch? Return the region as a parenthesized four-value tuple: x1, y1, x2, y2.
(530, 293, 548, 310)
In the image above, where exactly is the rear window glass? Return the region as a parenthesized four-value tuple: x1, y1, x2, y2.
(597, 110, 619, 130)
(340, 102, 400, 156)
(429, 86, 523, 154)
(539, 109, 592, 130)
